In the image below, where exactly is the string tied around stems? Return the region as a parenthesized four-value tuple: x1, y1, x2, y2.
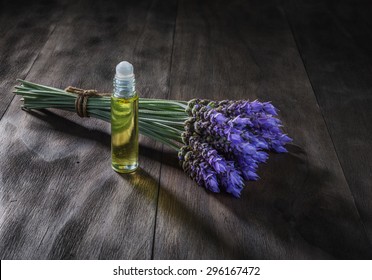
(65, 86, 111, 118)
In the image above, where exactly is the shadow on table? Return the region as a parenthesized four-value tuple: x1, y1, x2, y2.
(26, 109, 180, 169)
(119, 165, 244, 259)
(214, 144, 372, 259)
(24, 110, 372, 259)
(26, 109, 111, 147)
(134, 142, 372, 259)
(139, 144, 181, 170)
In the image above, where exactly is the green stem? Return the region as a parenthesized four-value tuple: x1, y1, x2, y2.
(15, 80, 189, 151)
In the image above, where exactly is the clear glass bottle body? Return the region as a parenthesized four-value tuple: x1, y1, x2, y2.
(111, 95, 139, 173)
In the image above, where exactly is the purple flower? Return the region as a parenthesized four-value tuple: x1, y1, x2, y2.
(179, 147, 220, 193)
(181, 98, 292, 197)
(250, 100, 263, 112)
(230, 116, 253, 127)
(213, 113, 227, 124)
(188, 136, 245, 197)
(263, 102, 278, 115)
(198, 162, 220, 193)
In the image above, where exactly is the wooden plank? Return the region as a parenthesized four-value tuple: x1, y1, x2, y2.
(0, 0, 177, 259)
(281, 0, 372, 245)
(0, 1, 64, 118)
(153, 0, 372, 259)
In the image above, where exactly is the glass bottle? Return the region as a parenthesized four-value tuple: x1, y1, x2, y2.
(111, 61, 139, 173)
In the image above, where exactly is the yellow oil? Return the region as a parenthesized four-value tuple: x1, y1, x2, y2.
(111, 95, 139, 173)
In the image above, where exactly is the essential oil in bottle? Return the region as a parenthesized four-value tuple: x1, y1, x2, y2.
(111, 61, 139, 173)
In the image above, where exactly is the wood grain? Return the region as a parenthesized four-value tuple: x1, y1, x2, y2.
(0, 0, 177, 259)
(1, 0, 371, 260)
(153, 0, 372, 259)
(281, 0, 372, 245)
(0, 0, 64, 118)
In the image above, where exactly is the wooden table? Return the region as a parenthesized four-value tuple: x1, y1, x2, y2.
(1, 0, 371, 259)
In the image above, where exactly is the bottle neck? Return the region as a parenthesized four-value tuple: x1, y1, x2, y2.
(113, 75, 136, 98)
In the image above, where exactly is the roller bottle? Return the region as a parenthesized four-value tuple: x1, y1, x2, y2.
(111, 61, 139, 173)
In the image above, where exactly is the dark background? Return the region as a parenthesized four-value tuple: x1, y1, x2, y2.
(0, 0, 371, 259)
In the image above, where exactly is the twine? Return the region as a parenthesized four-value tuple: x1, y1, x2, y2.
(65, 86, 111, 118)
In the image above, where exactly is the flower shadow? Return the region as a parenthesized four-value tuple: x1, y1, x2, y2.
(214, 144, 372, 259)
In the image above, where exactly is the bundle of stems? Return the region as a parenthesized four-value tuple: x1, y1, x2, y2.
(15, 80, 188, 150)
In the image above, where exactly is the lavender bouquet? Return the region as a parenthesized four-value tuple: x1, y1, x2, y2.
(15, 80, 292, 197)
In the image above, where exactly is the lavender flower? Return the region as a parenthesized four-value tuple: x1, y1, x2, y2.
(186, 103, 269, 181)
(191, 99, 292, 154)
(179, 98, 292, 196)
(178, 146, 220, 193)
(187, 136, 245, 197)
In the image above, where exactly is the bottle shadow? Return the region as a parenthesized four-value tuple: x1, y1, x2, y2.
(117, 166, 242, 259)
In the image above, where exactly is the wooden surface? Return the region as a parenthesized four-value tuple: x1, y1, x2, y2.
(0, 0, 371, 259)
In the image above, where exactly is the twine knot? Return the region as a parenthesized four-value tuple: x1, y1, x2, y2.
(65, 86, 111, 118)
